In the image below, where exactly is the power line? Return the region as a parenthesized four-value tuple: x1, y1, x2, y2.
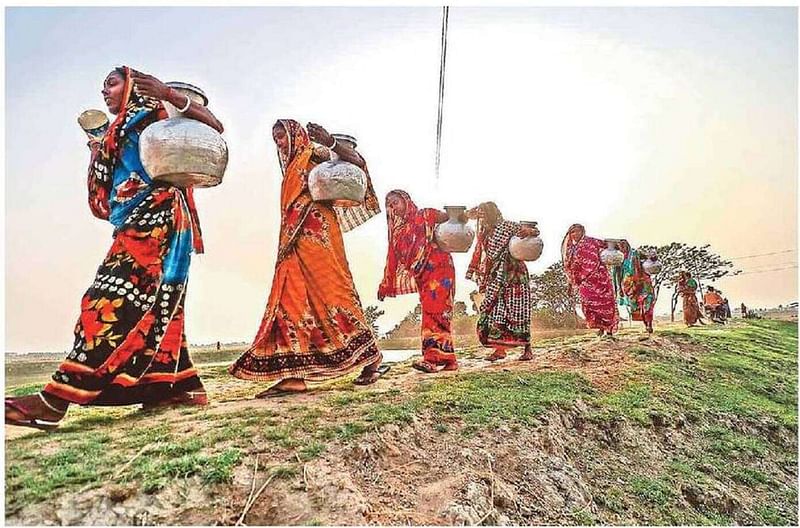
(730, 249, 796, 260)
(736, 265, 798, 276)
(741, 261, 797, 271)
(434, 5, 449, 180)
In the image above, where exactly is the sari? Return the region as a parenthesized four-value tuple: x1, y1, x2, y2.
(229, 120, 381, 382)
(378, 191, 457, 367)
(614, 248, 656, 326)
(678, 275, 702, 326)
(467, 219, 531, 348)
(562, 228, 619, 333)
(43, 66, 205, 405)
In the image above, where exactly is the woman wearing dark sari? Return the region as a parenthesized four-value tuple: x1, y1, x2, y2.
(229, 120, 386, 396)
(614, 240, 656, 334)
(378, 190, 458, 373)
(5, 67, 223, 430)
(465, 202, 539, 361)
(561, 224, 619, 337)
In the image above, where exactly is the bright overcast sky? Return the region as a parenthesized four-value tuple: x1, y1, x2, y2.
(5, 6, 797, 352)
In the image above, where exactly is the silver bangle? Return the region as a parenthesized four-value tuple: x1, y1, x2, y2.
(176, 93, 191, 113)
(327, 137, 337, 150)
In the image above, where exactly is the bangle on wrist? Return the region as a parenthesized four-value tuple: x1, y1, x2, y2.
(175, 91, 191, 113)
(327, 137, 337, 150)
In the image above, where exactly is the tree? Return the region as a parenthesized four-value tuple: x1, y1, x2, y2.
(637, 242, 739, 320)
(529, 262, 581, 328)
(638, 242, 739, 297)
(364, 305, 385, 336)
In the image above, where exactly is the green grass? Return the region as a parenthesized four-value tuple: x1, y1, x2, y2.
(6, 383, 43, 397)
(588, 321, 798, 525)
(629, 476, 675, 506)
(298, 440, 326, 461)
(5, 432, 117, 512)
(756, 505, 785, 525)
(413, 371, 590, 429)
(657, 320, 797, 427)
(5, 320, 797, 526)
(263, 426, 299, 449)
(595, 320, 797, 429)
(700, 425, 769, 458)
(129, 448, 242, 493)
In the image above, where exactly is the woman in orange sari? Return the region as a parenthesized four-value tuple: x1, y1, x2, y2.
(229, 120, 386, 396)
(677, 271, 703, 326)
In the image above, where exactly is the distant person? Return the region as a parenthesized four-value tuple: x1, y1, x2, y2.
(677, 271, 703, 327)
(703, 286, 724, 309)
(5, 66, 224, 431)
(228, 120, 386, 396)
(741, 303, 748, 318)
(465, 202, 538, 361)
(562, 224, 619, 337)
(704, 286, 726, 323)
(378, 190, 458, 373)
(216, 341, 221, 351)
(614, 240, 656, 335)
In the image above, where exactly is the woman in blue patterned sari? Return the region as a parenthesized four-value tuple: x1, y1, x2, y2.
(5, 66, 223, 430)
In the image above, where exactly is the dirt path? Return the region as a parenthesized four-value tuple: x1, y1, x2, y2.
(6, 322, 795, 526)
(5, 330, 653, 441)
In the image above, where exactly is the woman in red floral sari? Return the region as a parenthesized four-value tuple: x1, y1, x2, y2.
(466, 202, 539, 361)
(378, 190, 458, 373)
(561, 224, 619, 337)
(229, 120, 386, 396)
(5, 67, 223, 430)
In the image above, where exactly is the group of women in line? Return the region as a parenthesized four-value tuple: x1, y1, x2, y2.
(6, 66, 660, 431)
(562, 226, 657, 337)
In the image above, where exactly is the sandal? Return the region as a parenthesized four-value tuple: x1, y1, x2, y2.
(354, 364, 391, 386)
(412, 360, 439, 374)
(5, 395, 64, 431)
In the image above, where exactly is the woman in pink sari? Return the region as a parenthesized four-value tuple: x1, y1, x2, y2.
(561, 224, 619, 336)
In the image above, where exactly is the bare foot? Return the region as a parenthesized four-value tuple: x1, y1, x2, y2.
(486, 349, 507, 362)
(255, 378, 307, 399)
(141, 389, 208, 410)
(441, 361, 459, 371)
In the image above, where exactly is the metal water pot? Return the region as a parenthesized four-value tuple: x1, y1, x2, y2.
(600, 239, 625, 267)
(78, 109, 110, 142)
(643, 253, 663, 275)
(509, 221, 544, 261)
(139, 82, 228, 188)
(435, 206, 475, 253)
(308, 159, 367, 207)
